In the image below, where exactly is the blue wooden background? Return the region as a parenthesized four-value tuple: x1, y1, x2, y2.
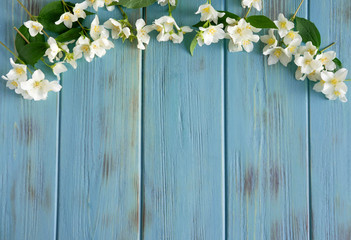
(0, 0, 350, 239)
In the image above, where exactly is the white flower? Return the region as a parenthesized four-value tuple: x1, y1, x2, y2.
(316, 51, 337, 71)
(153, 16, 180, 42)
(20, 70, 62, 101)
(260, 29, 278, 53)
(295, 67, 321, 82)
(135, 19, 153, 50)
(73, 2, 88, 19)
(45, 37, 61, 62)
(171, 26, 193, 44)
(198, 24, 226, 46)
(285, 38, 302, 57)
(85, 0, 104, 11)
(104, 0, 119, 11)
(104, 18, 123, 39)
(53, 62, 68, 80)
(55, 12, 78, 29)
(294, 52, 323, 75)
(2, 58, 27, 82)
(226, 19, 260, 53)
(319, 69, 348, 102)
(241, 0, 262, 11)
(283, 31, 302, 45)
(158, 0, 176, 6)
(195, 4, 225, 25)
(274, 13, 294, 38)
(298, 41, 318, 56)
(90, 16, 109, 40)
(15, 87, 33, 100)
(24, 21, 43, 37)
(74, 36, 94, 62)
(264, 47, 291, 66)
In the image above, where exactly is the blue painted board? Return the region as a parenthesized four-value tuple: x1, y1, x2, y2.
(310, 0, 351, 239)
(142, 1, 225, 239)
(225, 0, 309, 239)
(0, 0, 58, 239)
(56, 7, 142, 240)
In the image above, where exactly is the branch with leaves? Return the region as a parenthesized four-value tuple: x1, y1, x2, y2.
(0, 0, 349, 102)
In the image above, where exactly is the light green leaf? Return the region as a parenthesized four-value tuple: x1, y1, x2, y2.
(110, 0, 156, 8)
(190, 35, 198, 56)
(295, 17, 321, 48)
(246, 15, 277, 29)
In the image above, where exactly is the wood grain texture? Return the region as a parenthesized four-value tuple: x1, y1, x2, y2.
(57, 8, 142, 240)
(142, 1, 225, 239)
(225, 0, 310, 239)
(0, 0, 58, 239)
(310, 0, 351, 239)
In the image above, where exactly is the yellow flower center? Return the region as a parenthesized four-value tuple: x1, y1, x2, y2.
(287, 31, 295, 38)
(15, 67, 24, 75)
(289, 46, 297, 53)
(94, 26, 100, 32)
(33, 81, 41, 88)
(64, 15, 70, 21)
(274, 49, 282, 57)
(330, 78, 338, 85)
(209, 28, 217, 35)
(320, 57, 328, 64)
(82, 45, 90, 53)
(280, 22, 286, 28)
(203, 7, 210, 13)
(268, 38, 275, 45)
(11, 81, 18, 87)
(334, 91, 341, 96)
(305, 60, 312, 65)
(308, 49, 315, 55)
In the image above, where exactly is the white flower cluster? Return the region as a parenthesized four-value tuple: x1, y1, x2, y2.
(261, 13, 348, 102)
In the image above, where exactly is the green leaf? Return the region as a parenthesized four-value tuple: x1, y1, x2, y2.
(56, 28, 82, 42)
(295, 17, 321, 48)
(110, 0, 156, 8)
(246, 15, 277, 29)
(18, 42, 48, 66)
(65, 2, 95, 15)
(38, 1, 68, 33)
(15, 25, 45, 53)
(190, 35, 198, 56)
(333, 58, 343, 70)
(193, 11, 240, 28)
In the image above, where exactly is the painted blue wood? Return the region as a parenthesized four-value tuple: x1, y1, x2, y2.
(225, 0, 310, 239)
(56, 7, 142, 240)
(0, 0, 58, 239)
(142, 1, 225, 239)
(310, 0, 351, 239)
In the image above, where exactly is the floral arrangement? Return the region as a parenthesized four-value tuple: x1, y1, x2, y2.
(1, 0, 349, 102)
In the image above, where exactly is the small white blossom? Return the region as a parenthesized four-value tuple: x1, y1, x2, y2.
(135, 19, 153, 50)
(153, 16, 180, 42)
(294, 52, 323, 75)
(90, 16, 109, 41)
(285, 38, 302, 57)
(260, 29, 278, 53)
(45, 37, 61, 62)
(104, 19, 123, 39)
(158, 0, 176, 6)
(171, 26, 193, 44)
(85, 0, 104, 11)
(104, 0, 119, 11)
(274, 13, 294, 38)
(241, 0, 262, 11)
(21, 70, 62, 101)
(298, 41, 318, 56)
(198, 24, 226, 46)
(74, 36, 94, 62)
(316, 51, 337, 71)
(319, 69, 348, 102)
(55, 12, 78, 29)
(24, 21, 44, 37)
(53, 62, 68, 80)
(195, 4, 225, 25)
(264, 47, 291, 67)
(2, 58, 27, 82)
(73, 2, 88, 19)
(283, 31, 302, 45)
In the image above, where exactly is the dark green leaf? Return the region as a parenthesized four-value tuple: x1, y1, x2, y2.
(15, 25, 45, 53)
(333, 58, 343, 70)
(38, 1, 68, 33)
(190, 35, 198, 56)
(110, 0, 156, 8)
(295, 17, 321, 48)
(193, 11, 240, 28)
(56, 28, 82, 42)
(246, 15, 277, 29)
(65, 1, 95, 15)
(18, 42, 48, 66)
(193, 21, 207, 28)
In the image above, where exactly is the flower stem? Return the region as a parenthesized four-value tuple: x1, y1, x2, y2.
(14, 27, 29, 43)
(244, 6, 252, 19)
(168, 3, 172, 17)
(345, 79, 351, 82)
(61, 0, 90, 39)
(320, 42, 336, 52)
(16, 0, 50, 38)
(117, 5, 128, 20)
(291, 0, 305, 21)
(0, 40, 29, 70)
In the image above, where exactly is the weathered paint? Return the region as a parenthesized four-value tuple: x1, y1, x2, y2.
(0, 0, 350, 239)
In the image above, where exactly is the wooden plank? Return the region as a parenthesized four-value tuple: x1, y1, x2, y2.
(142, 1, 225, 239)
(56, 9, 142, 240)
(225, 0, 310, 239)
(310, 0, 351, 239)
(0, 0, 59, 239)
